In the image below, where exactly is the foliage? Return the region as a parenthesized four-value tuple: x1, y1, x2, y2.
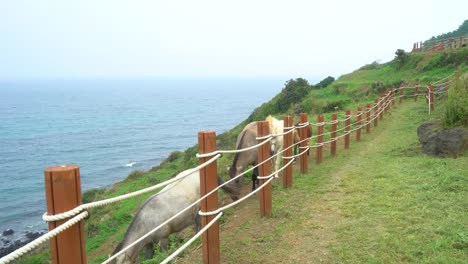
(276, 78, 312, 112)
(422, 49, 468, 71)
(314, 76, 335, 89)
(426, 19, 468, 42)
(394, 49, 409, 70)
(443, 75, 468, 128)
(359, 60, 381, 71)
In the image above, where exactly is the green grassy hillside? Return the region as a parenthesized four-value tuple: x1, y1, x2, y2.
(18, 47, 468, 264)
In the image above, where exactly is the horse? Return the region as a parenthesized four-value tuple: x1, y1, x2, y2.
(228, 116, 300, 200)
(112, 169, 234, 263)
(294, 121, 312, 156)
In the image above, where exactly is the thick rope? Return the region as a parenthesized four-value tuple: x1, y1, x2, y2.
(160, 212, 224, 264)
(0, 211, 89, 264)
(43, 154, 221, 222)
(196, 137, 272, 158)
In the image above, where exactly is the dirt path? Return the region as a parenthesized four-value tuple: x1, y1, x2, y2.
(175, 106, 399, 263)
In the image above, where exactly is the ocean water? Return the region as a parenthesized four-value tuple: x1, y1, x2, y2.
(0, 79, 283, 241)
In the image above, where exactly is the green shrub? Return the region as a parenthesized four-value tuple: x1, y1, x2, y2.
(443, 75, 468, 128)
(276, 78, 312, 112)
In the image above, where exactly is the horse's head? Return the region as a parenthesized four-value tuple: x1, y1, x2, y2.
(219, 173, 241, 201)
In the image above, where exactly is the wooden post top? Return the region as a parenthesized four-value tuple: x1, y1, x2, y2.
(45, 165, 79, 173)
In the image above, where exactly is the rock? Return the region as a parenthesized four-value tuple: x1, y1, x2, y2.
(417, 121, 468, 157)
(25, 231, 43, 241)
(0, 231, 46, 257)
(2, 229, 14, 236)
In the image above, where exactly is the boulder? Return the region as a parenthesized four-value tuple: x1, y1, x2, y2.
(417, 121, 468, 157)
(2, 229, 14, 236)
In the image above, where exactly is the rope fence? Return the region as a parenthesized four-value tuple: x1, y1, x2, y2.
(0, 67, 462, 264)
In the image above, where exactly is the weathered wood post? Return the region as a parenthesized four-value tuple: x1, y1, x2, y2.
(44, 165, 86, 264)
(365, 104, 371, 134)
(392, 86, 396, 106)
(373, 99, 378, 127)
(316, 115, 323, 164)
(283, 116, 293, 188)
(257, 121, 272, 217)
(198, 131, 220, 264)
(384, 89, 390, 113)
(399, 84, 403, 104)
(379, 95, 384, 121)
(420, 41, 422, 52)
(344, 110, 350, 149)
(299, 113, 309, 173)
(428, 83, 434, 113)
(356, 107, 362, 142)
(331, 113, 337, 157)
(414, 81, 419, 101)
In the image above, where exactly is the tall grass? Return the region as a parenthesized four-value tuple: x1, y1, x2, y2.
(443, 74, 468, 128)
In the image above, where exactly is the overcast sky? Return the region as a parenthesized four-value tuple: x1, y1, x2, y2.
(1, 0, 467, 81)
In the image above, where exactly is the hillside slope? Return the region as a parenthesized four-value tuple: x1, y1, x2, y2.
(174, 97, 467, 264)
(17, 47, 468, 263)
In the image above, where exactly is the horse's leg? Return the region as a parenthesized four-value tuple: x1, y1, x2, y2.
(194, 213, 201, 232)
(252, 167, 258, 191)
(144, 242, 154, 259)
(159, 237, 169, 252)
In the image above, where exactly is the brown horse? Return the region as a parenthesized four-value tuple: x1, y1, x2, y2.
(227, 117, 300, 200)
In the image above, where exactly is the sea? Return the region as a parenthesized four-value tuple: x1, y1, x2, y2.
(0, 79, 284, 244)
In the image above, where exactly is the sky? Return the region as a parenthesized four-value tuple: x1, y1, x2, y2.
(1, 0, 467, 81)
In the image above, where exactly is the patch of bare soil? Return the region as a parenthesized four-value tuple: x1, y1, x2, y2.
(174, 157, 348, 264)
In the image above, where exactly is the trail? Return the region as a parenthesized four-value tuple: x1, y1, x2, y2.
(176, 101, 463, 263)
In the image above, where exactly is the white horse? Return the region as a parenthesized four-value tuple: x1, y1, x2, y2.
(112, 170, 234, 263)
(265, 115, 286, 177)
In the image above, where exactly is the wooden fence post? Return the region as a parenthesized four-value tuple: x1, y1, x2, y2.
(392, 86, 396, 106)
(385, 89, 390, 113)
(373, 99, 378, 127)
(198, 131, 220, 264)
(414, 81, 419, 101)
(331, 113, 337, 157)
(257, 121, 272, 217)
(379, 95, 384, 121)
(316, 115, 323, 164)
(283, 116, 293, 188)
(399, 84, 403, 104)
(44, 165, 86, 264)
(365, 104, 371, 134)
(299, 113, 309, 173)
(356, 107, 362, 142)
(420, 41, 422, 52)
(344, 110, 350, 149)
(429, 83, 434, 113)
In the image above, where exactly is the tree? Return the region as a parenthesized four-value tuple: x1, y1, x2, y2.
(276, 78, 311, 112)
(314, 76, 335, 89)
(394, 49, 408, 70)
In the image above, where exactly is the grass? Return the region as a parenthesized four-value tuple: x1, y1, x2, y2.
(15, 48, 468, 264)
(175, 101, 467, 263)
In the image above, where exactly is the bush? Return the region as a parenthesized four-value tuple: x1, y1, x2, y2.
(314, 76, 335, 89)
(394, 49, 409, 70)
(443, 75, 468, 128)
(359, 60, 381, 71)
(276, 78, 312, 112)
